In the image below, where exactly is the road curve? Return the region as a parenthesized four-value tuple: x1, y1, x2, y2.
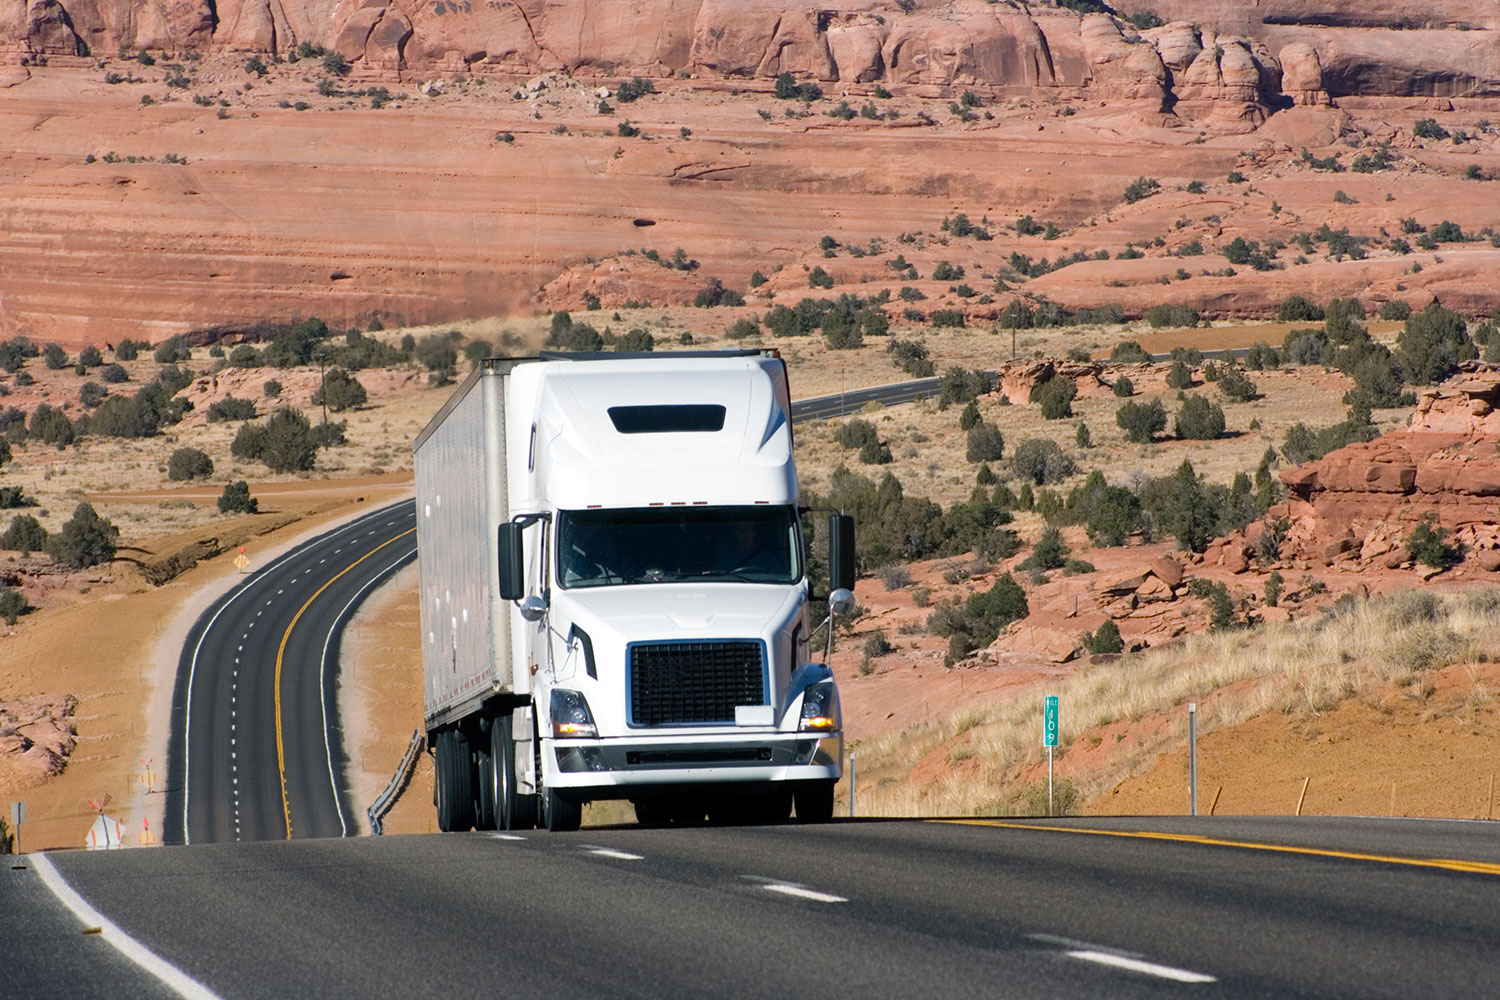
(12, 816, 1500, 999)
(164, 501, 417, 845)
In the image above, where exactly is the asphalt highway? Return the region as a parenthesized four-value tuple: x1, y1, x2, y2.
(10, 816, 1500, 999)
(163, 501, 417, 845)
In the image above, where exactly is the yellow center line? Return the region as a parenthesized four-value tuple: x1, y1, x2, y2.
(275, 528, 416, 840)
(937, 819, 1500, 877)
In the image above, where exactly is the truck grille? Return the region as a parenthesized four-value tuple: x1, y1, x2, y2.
(629, 641, 764, 726)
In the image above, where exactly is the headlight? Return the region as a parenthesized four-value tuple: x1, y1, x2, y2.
(798, 680, 839, 733)
(551, 689, 597, 738)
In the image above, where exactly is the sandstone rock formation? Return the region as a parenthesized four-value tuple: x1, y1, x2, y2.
(4, 0, 1495, 106)
(0, 692, 77, 787)
(1204, 366, 1500, 577)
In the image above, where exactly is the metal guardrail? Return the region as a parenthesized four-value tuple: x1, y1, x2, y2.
(367, 728, 425, 836)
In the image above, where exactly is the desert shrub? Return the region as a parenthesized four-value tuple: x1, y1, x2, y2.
(1030, 376, 1077, 419)
(311, 420, 346, 448)
(207, 396, 257, 423)
(1242, 342, 1280, 370)
(1116, 397, 1166, 442)
(1216, 365, 1258, 402)
(1144, 304, 1199, 329)
(100, 363, 128, 384)
(1082, 619, 1123, 654)
(114, 340, 140, 361)
(218, 480, 258, 514)
(226, 344, 261, 368)
(0, 587, 29, 625)
(311, 367, 367, 412)
(1110, 340, 1150, 364)
(1175, 396, 1226, 440)
(43, 343, 67, 369)
(263, 379, 282, 397)
(1075, 422, 1091, 449)
(0, 514, 47, 553)
(45, 502, 118, 569)
(463, 339, 493, 365)
(615, 328, 655, 352)
(1282, 329, 1328, 365)
(1010, 438, 1076, 485)
(1123, 176, 1160, 203)
(726, 318, 760, 340)
(1085, 486, 1142, 546)
(965, 422, 1005, 462)
(167, 447, 213, 481)
(1189, 578, 1237, 630)
(1111, 376, 1134, 397)
(232, 407, 317, 472)
(1264, 571, 1283, 607)
(858, 439, 893, 464)
(958, 400, 981, 431)
(998, 300, 1034, 329)
(28, 403, 76, 447)
(1406, 514, 1459, 569)
(1019, 527, 1068, 571)
(879, 564, 911, 590)
(1139, 460, 1218, 552)
(928, 572, 1029, 659)
(1343, 355, 1407, 410)
(835, 418, 880, 451)
(937, 368, 988, 408)
(413, 334, 460, 381)
(1379, 300, 1412, 321)
(929, 309, 966, 328)
(153, 335, 191, 364)
(1396, 303, 1473, 385)
(614, 76, 655, 102)
(1277, 295, 1325, 322)
(79, 382, 106, 408)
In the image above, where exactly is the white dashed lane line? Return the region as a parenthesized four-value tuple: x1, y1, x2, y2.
(585, 847, 644, 861)
(1064, 951, 1216, 984)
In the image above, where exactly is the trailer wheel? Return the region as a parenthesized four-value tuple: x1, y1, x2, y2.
(793, 780, 835, 823)
(435, 728, 476, 832)
(541, 784, 581, 832)
(496, 716, 536, 831)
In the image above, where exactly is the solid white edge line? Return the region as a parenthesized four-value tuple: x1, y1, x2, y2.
(29, 854, 225, 1000)
(587, 848, 644, 861)
(762, 884, 847, 904)
(180, 502, 410, 844)
(1065, 950, 1217, 984)
(318, 546, 416, 837)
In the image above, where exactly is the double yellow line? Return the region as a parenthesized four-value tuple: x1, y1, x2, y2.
(941, 819, 1500, 877)
(274, 528, 416, 839)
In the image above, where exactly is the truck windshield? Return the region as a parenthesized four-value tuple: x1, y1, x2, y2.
(557, 506, 801, 588)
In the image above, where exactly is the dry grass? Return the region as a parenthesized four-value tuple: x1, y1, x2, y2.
(848, 588, 1500, 818)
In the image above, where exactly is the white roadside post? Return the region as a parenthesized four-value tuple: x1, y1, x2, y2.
(1043, 696, 1059, 816)
(1189, 702, 1198, 817)
(849, 753, 856, 819)
(9, 801, 24, 854)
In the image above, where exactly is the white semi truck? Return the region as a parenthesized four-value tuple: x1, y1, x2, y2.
(413, 350, 855, 832)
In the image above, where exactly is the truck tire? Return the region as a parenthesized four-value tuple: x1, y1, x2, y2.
(495, 716, 536, 831)
(541, 784, 581, 832)
(475, 731, 497, 831)
(435, 728, 475, 832)
(794, 780, 835, 823)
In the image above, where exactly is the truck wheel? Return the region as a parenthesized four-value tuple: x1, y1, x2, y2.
(475, 732, 497, 831)
(794, 780, 835, 824)
(542, 785, 581, 832)
(435, 728, 475, 832)
(633, 799, 670, 827)
(495, 716, 536, 831)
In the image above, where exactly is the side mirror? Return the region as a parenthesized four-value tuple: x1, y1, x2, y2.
(828, 588, 855, 617)
(518, 595, 548, 622)
(827, 513, 856, 593)
(498, 522, 526, 601)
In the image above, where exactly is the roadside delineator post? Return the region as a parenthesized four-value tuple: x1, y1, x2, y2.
(1295, 776, 1311, 817)
(1188, 702, 1198, 817)
(849, 753, 856, 819)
